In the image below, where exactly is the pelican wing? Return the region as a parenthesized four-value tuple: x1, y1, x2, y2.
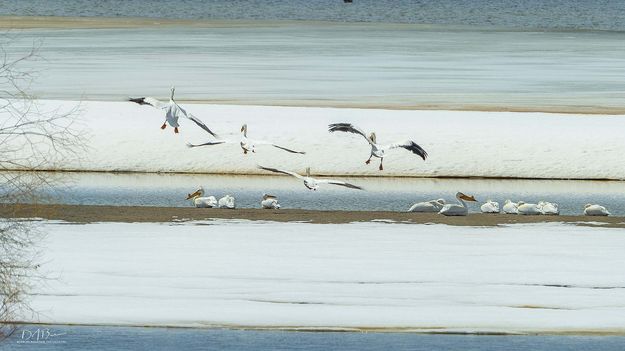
(317, 179, 363, 190)
(386, 140, 428, 160)
(186, 140, 228, 148)
(258, 166, 304, 179)
(173, 103, 219, 137)
(129, 96, 168, 109)
(251, 139, 306, 154)
(328, 123, 374, 145)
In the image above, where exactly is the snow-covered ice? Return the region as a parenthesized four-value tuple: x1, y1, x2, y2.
(26, 220, 625, 334)
(9, 100, 625, 179)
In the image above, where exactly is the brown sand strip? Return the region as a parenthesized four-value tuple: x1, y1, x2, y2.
(1, 204, 624, 227)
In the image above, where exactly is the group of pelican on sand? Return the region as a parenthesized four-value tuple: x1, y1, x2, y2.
(132, 88, 612, 216)
(409, 194, 610, 216)
(130, 87, 428, 192)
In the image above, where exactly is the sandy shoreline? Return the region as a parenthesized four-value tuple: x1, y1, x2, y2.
(2, 204, 623, 227)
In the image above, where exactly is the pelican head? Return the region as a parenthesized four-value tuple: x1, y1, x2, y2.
(456, 192, 477, 202)
(504, 199, 512, 205)
(241, 124, 248, 136)
(517, 201, 525, 206)
(437, 199, 446, 204)
(186, 186, 204, 200)
(170, 86, 176, 100)
(263, 193, 276, 200)
(584, 203, 592, 209)
(369, 132, 377, 144)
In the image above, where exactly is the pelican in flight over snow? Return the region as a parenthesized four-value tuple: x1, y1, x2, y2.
(408, 199, 445, 212)
(584, 204, 610, 216)
(129, 86, 217, 136)
(258, 166, 363, 191)
(187, 124, 305, 154)
(261, 194, 281, 209)
(480, 200, 500, 213)
(439, 192, 477, 216)
(328, 123, 427, 170)
(186, 186, 217, 208)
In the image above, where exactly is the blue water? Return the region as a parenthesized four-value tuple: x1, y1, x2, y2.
(23, 172, 625, 216)
(2, 324, 625, 351)
(3, 0, 625, 31)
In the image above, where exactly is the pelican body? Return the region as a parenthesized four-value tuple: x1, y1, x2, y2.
(328, 123, 427, 171)
(439, 192, 477, 216)
(218, 195, 236, 209)
(538, 201, 559, 215)
(517, 202, 542, 215)
(186, 187, 217, 208)
(503, 200, 519, 214)
(584, 204, 610, 216)
(408, 199, 445, 212)
(261, 194, 281, 209)
(480, 200, 500, 213)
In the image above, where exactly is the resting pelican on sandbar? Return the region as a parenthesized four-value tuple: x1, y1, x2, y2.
(328, 123, 427, 170)
(538, 201, 559, 215)
(218, 195, 236, 209)
(517, 201, 542, 215)
(258, 166, 363, 191)
(186, 186, 217, 208)
(187, 124, 305, 154)
(408, 199, 445, 212)
(261, 194, 281, 209)
(129, 86, 217, 136)
(439, 192, 477, 216)
(584, 204, 610, 216)
(503, 200, 519, 214)
(480, 200, 500, 213)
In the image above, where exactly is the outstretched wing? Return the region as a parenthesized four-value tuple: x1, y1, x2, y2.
(328, 123, 373, 145)
(129, 96, 167, 109)
(174, 102, 219, 137)
(258, 166, 304, 179)
(186, 140, 228, 148)
(386, 140, 428, 161)
(317, 179, 364, 190)
(271, 144, 306, 154)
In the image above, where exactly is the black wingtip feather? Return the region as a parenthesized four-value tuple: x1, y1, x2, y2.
(128, 97, 148, 105)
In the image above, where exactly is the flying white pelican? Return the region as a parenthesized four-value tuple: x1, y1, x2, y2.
(218, 195, 236, 209)
(328, 123, 427, 170)
(186, 186, 217, 208)
(538, 201, 559, 215)
(584, 204, 610, 216)
(187, 124, 305, 154)
(129, 86, 217, 136)
(480, 200, 500, 213)
(517, 201, 542, 215)
(408, 199, 445, 212)
(261, 194, 281, 209)
(503, 200, 519, 214)
(258, 166, 363, 191)
(439, 192, 477, 216)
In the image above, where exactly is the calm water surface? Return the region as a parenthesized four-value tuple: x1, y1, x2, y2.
(3, 324, 625, 351)
(26, 172, 625, 216)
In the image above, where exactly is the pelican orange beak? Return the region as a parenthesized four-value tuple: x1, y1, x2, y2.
(186, 189, 201, 200)
(460, 194, 477, 202)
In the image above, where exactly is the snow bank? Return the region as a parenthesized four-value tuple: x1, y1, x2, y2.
(28, 220, 625, 334)
(12, 100, 625, 179)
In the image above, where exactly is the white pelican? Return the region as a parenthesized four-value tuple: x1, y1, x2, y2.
(129, 86, 217, 136)
(328, 123, 427, 170)
(261, 194, 281, 209)
(186, 186, 217, 208)
(584, 204, 610, 216)
(517, 201, 542, 215)
(538, 201, 559, 215)
(408, 199, 445, 212)
(258, 166, 363, 191)
(439, 192, 477, 216)
(187, 124, 305, 154)
(503, 200, 519, 214)
(480, 200, 500, 213)
(218, 195, 236, 209)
